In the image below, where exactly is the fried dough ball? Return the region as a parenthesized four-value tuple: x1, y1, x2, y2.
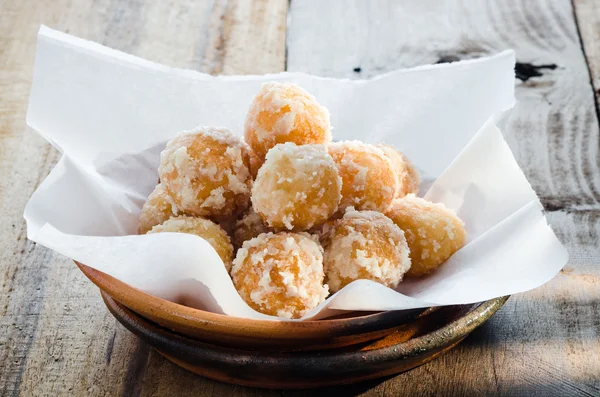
(231, 232, 329, 319)
(232, 207, 271, 248)
(376, 144, 421, 197)
(252, 143, 342, 231)
(244, 82, 331, 161)
(138, 184, 179, 234)
(158, 126, 252, 221)
(148, 215, 234, 271)
(328, 141, 398, 213)
(385, 194, 466, 276)
(324, 210, 411, 293)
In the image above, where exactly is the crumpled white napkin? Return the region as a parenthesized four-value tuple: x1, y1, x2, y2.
(24, 26, 567, 321)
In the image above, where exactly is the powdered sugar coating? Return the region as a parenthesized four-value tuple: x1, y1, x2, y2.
(158, 126, 252, 221)
(376, 144, 421, 197)
(233, 207, 271, 248)
(324, 209, 411, 293)
(328, 141, 398, 213)
(385, 194, 466, 276)
(244, 82, 332, 161)
(252, 143, 342, 231)
(231, 232, 329, 319)
(138, 184, 179, 234)
(148, 215, 234, 271)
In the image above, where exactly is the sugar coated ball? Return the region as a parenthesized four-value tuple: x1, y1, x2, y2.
(328, 141, 398, 213)
(148, 215, 234, 271)
(233, 207, 271, 248)
(158, 126, 252, 221)
(252, 143, 342, 231)
(385, 194, 466, 276)
(376, 144, 421, 197)
(244, 82, 331, 161)
(324, 209, 411, 293)
(231, 232, 329, 319)
(138, 184, 179, 234)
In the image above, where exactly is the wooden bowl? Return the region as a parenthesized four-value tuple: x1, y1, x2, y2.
(103, 292, 509, 388)
(77, 262, 425, 351)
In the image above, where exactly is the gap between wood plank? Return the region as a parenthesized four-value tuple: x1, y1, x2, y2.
(571, 0, 600, 146)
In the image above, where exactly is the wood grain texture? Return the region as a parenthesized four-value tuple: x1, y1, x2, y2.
(1, 0, 598, 396)
(0, 0, 287, 396)
(289, 0, 600, 396)
(573, 0, 600, 118)
(288, 0, 600, 213)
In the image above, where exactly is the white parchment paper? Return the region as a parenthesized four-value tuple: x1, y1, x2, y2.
(24, 26, 568, 321)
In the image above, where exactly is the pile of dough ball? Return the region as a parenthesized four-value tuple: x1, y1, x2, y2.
(138, 82, 467, 319)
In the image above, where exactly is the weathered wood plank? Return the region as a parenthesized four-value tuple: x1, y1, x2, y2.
(288, 0, 600, 212)
(286, 0, 600, 396)
(573, 0, 600, 116)
(0, 0, 287, 396)
(2, 0, 598, 396)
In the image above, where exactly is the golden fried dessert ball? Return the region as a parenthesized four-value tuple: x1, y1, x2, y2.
(376, 144, 421, 197)
(148, 215, 234, 271)
(385, 194, 466, 276)
(158, 126, 252, 221)
(231, 232, 329, 319)
(252, 143, 342, 231)
(232, 207, 271, 248)
(244, 82, 331, 161)
(138, 184, 179, 234)
(328, 141, 398, 213)
(324, 209, 411, 293)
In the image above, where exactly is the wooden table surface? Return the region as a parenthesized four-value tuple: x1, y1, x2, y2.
(1, 0, 599, 396)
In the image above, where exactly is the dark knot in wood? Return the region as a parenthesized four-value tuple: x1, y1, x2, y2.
(515, 62, 557, 82)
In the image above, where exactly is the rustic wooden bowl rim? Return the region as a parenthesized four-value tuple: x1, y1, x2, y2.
(77, 261, 508, 339)
(104, 291, 509, 360)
